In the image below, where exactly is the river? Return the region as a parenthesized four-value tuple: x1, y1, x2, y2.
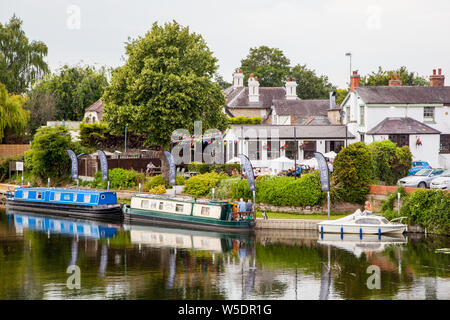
(0, 207, 448, 300)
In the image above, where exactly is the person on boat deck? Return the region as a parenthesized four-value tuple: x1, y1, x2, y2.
(363, 201, 373, 215)
(245, 199, 253, 213)
(238, 198, 247, 212)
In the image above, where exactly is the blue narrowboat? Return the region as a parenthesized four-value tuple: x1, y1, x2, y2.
(6, 187, 123, 221)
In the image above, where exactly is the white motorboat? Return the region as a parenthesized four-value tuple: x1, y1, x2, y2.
(317, 210, 407, 235)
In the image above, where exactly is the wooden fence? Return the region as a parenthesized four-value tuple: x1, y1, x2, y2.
(79, 157, 162, 177)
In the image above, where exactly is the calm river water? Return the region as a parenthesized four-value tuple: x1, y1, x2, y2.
(0, 208, 449, 300)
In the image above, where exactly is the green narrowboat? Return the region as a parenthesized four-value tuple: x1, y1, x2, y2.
(123, 194, 255, 233)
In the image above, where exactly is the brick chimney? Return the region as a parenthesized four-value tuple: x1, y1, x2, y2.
(389, 74, 402, 86)
(248, 73, 260, 103)
(285, 77, 298, 100)
(430, 68, 445, 87)
(232, 68, 244, 87)
(350, 71, 360, 92)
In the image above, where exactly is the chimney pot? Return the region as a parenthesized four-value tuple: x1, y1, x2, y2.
(396, 74, 400, 80)
(391, 75, 394, 80)
(430, 68, 445, 86)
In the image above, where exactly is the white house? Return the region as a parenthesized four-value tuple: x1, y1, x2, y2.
(220, 70, 354, 169)
(84, 99, 104, 123)
(341, 69, 450, 168)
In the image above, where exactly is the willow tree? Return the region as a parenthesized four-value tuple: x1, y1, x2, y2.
(0, 15, 49, 94)
(103, 21, 228, 181)
(0, 83, 29, 142)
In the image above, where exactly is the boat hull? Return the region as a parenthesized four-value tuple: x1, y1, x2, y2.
(6, 199, 123, 223)
(317, 223, 406, 234)
(124, 207, 255, 234)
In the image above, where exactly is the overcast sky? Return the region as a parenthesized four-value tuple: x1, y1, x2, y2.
(1, 0, 450, 88)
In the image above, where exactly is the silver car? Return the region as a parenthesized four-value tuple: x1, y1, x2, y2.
(397, 168, 445, 188)
(430, 169, 450, 190)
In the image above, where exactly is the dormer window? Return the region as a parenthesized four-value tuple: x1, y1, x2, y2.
(424, 107, 435, 122)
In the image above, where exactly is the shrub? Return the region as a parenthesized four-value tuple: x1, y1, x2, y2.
(187, 162, 240, 175)
(143, 174, 166, 191)
(176, 175, 185, 185)
(332, 142, 374, 204)
(228, 116, 262, 125)
(148, 185, 166, 194)
(228, 172, 323, 207)
(183, 172, 228, 197)
(91, 168, 139, 190)
(0, 155, 23, 182)
(401, 189, 450, 235)
(26, 126, 86, 184)
(213, 178, 237, 199)
(369, 140, 412, 185)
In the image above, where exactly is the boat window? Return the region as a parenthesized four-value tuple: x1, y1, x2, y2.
(22, 191, 28, 199)
(141, 200, 149, 208)
(175, 204, 184, 212)
(381, 218, 389, 224)
(54, 192, 61, 201)
(201, 207, 210, 216)
(37, 192, 43, 200)
(84, 194, 91, 203)
(356, 218, 380, 225)
(150, 201, 157, 209)
(159, 202, 164, 210)
(176, 237, 184, 245)
(101, 194, 105, 199)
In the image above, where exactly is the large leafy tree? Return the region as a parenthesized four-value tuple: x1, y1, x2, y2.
(24, 90, 58, 135)
(240, 46, 291, 87)
(290, 64, 336, 99)
(35, 64, 109, 121)
(361, 66, 429, 86)
(0, 83, 29, 142)
(103, 20, 228, 148)
(0, 15, 49, 94)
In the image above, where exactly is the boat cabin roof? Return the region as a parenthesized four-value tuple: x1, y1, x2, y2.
(14, 187, 116, 195)
(133, 193, 229, 207)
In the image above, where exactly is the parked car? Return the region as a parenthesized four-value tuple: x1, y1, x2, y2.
(408, 161, 431, 176)
(397, 168, 445, 188)
(430, 169, 450, 190)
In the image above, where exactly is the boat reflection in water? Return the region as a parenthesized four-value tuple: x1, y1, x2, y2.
(318, 232, 407, 258)
(124, 223, 254, 254)
(7, 209, 119, 240)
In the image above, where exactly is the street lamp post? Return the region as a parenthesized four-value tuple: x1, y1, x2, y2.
(345, 52, 352, 78)
(124, 124, 128, 153)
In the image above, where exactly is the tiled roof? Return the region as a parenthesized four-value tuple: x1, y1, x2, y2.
(366, 117, 441, 135)
(355, 86, 450, 104)
(85, 99, 104, 120)
(273, 99, 329, 116)
(226, 87, 286, 108)
(230, 124, 355, 139)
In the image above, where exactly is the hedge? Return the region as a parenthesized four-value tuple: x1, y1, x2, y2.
(400, 189, 450, 235)
(91, 168, 144, 190)
(187, 162, 240, 175)
(183, 172, 229, 197)
(197, 171, 324, 207)
(228, 116, 262, 125)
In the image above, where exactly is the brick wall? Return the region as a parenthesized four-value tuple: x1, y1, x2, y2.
(0, 144, 30, 158)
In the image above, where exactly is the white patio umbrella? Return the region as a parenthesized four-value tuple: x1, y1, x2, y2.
(269, 156, 296, 171)
(300, 157, 319, 169)
(226, 157, 241, 164)
(323, 151, 337, 159)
